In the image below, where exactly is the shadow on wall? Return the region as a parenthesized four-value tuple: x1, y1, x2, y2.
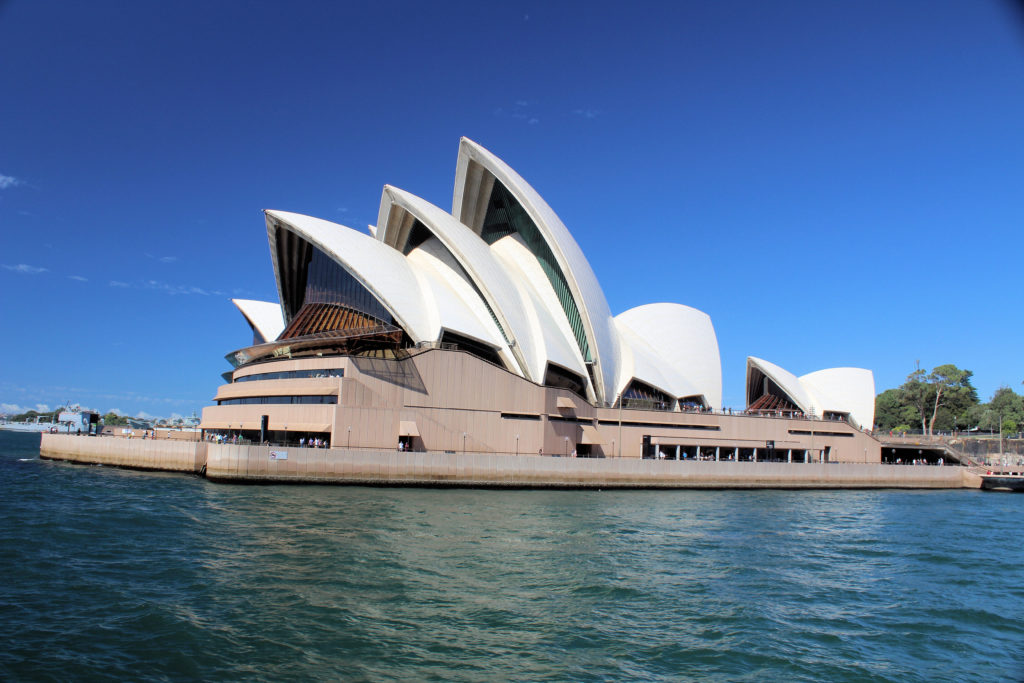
(351, 355, 428, 394)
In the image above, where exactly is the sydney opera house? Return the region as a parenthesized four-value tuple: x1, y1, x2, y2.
(200, 138, 881, 463)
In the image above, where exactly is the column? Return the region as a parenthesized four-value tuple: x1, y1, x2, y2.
(676, 444, 681, 461)
(753, 448, 758, 462)
(715, 446, 720, 462)
(787, 449, 792, 463)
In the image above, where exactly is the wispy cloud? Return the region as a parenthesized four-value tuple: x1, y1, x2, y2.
(0, 174, 21, 190)
(145, 253, 179, 263)
(109, 280, 131, 288)
(573, 108, 601, 120)
(1, 403, 25, 414)
(35, 403, 50, 413)
(68, 275, 88, 282)
(337, 207, 349, 213)
(495, 101, 540, 125)
(3, 264, 47, 274)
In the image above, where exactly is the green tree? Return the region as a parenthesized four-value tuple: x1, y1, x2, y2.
(874, 388, 918, 431)
(899, 363, 977, 435)
(989, 386, 1024, 423)
(102, 412, 128, 426)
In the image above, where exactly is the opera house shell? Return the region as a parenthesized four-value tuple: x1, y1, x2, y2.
(201, 138, 881, 463)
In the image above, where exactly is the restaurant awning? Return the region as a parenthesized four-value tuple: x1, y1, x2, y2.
(556, 397, 575, 410)
(579, 425, 605, 445)
(399, 420, 420, 437)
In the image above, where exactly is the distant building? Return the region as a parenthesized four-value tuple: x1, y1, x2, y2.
(202, 139, 878, 462)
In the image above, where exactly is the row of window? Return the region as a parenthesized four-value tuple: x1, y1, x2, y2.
(217, 395, 339, 406)
(235, 369, 344, 382)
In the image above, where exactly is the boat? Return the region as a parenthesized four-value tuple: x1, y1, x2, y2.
(0, 405, 101, 434)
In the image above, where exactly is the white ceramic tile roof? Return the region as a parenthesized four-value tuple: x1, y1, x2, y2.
(231, 299, 285, 343)
(377, 186, 537, 381)
(800, 367, 875, 430)
(490, 233, 589, 392)
(747, 356, 875, 429)
(452, 138, 621, 404)
(265, 210, 434, 343)
(405, 237, 511, 355)
(615, 303, 722, 410)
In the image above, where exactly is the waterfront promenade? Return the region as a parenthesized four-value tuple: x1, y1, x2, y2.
(39, 433, 978, 489)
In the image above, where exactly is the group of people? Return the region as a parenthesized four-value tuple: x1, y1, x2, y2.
(300, 437, 328, 448)
(892, 457, 944, 466)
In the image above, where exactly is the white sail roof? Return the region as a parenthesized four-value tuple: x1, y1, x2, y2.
(451, 137, 620, 404)
(746, 356, 875, 429)
(265, 210, 434, 343)
(376, 186, 536, 380)
(231, 299, 284, 343)
(615, 303, 721, 409)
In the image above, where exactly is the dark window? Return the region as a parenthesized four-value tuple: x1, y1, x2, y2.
(235, 369, 344, 382)
(304, 246, 393, 322)
(439, 330, 505, 368)
(544, 364, 588, 400)
(217, 395, 339, 406)
(620, 379, 673, 411)
(481, 181, 591, 363)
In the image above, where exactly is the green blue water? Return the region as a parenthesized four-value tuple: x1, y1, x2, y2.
(2, 430, 1023, 681)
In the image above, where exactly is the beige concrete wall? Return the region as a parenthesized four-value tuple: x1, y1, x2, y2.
(206, 443, 969, 488)
(199, 348, 883, 462)
(40, 433, 205, 473)
(36, 433, 975, 488)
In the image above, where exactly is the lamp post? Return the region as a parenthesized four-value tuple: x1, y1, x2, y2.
(347, 425, 351, 449)
(564, 436, 569, 457)
(515, 433, 519, 457)
(463, 432, 467, 454)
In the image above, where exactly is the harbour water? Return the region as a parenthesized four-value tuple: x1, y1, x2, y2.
(2, 430, 1023, 681)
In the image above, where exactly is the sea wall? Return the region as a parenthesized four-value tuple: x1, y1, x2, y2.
(38, 434, 974, 488)
(40, 433, 205, 473)
(205, 444, 973, 489)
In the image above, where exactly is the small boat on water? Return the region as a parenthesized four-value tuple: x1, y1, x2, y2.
(0, 405, 101, 434)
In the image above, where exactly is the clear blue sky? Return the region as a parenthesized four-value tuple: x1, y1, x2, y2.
(2, 0, 1023, 419)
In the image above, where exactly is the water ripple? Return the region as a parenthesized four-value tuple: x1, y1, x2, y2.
(3, 433, 1024, 681)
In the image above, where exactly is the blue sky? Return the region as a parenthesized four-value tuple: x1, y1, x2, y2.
(1, 0, 1023, 419)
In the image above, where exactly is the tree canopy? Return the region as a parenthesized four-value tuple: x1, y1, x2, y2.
(875, 364, 1022, 435)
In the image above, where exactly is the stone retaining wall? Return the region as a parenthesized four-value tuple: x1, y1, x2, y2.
(38, 435, 974, 488)
(40, 433, 205, 473)
(205, 444, 973, 489)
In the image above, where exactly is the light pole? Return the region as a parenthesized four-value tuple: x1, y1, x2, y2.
(347, 425, 351, 449)
(463, 432, 467, 454)
(515, 433, 519, 457)
(564, 436, 569, 457)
